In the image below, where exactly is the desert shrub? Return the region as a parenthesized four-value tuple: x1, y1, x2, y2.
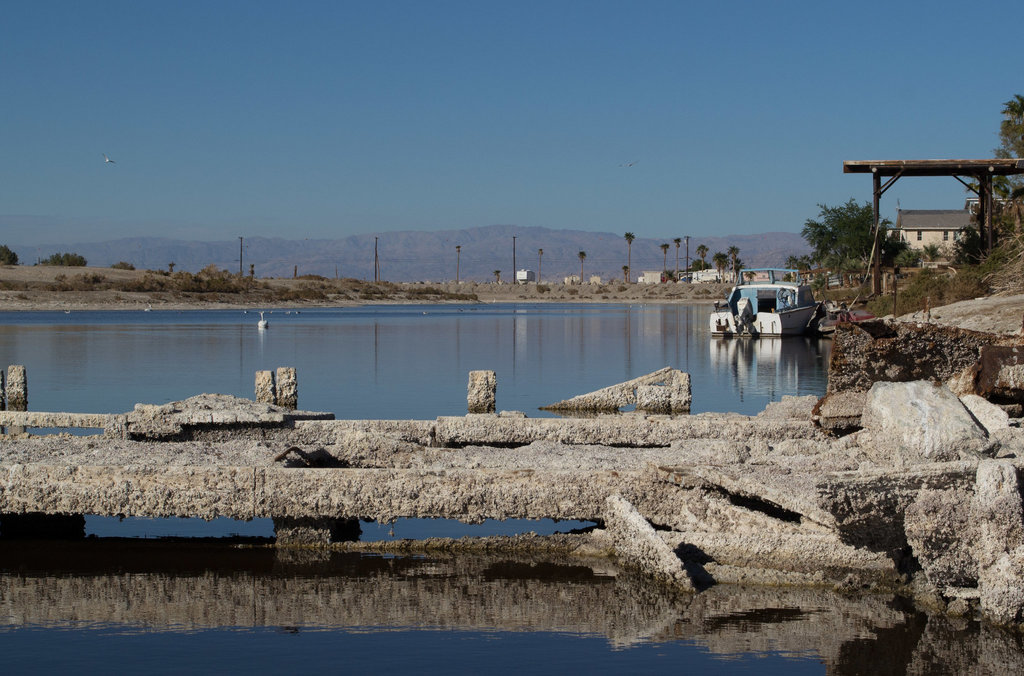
(40, 252, 87, 266)
(0, 245, 18, 265)
(536, 284, 549, 293)
(110, 261, 135, 270)
(617, 285, 627, 292)
(566, 288, 579, 296)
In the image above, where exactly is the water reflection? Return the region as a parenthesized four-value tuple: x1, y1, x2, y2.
(0, 541, 1019, 674)
(0, 305, 830, 419)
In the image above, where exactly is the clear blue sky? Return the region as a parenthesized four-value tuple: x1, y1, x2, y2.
(2, 0, 1020, 246)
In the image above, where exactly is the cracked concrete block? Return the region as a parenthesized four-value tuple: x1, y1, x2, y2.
(972, 460, 1024, 625)
(904, 489, 977, 588)
(861, 381, 991, 463)
(276, 367, 297, 409)
(468, 370, 496, 414)
(255, 370, 276, 405)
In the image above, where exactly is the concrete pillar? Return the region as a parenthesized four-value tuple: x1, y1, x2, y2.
(0, 512, 85, 539)
(276, 367, 298, 409)
(273, 517, 361, 546)
(6, 365, 26, 411)
(255, 370, 276, 405)
(6, 365, 25, 434)
(468, 370, 496, 413)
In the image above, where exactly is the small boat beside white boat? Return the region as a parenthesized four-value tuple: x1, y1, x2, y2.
(710, 269, 820, 337)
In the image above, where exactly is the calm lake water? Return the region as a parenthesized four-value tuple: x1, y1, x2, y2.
(5, 303, 1003, 674)
(0, 303, 830, 418)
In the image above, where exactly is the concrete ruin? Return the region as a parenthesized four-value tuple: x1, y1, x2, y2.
(1, 348, 1024, 630)
(541, 367, 691, 414)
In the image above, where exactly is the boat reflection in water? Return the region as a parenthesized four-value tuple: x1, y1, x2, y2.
(707, 336, 832, 408)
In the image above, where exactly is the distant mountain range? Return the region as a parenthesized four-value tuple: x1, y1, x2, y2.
(15, 225, 810, 282)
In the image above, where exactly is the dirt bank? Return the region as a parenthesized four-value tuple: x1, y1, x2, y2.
(0, 264, 729, 310)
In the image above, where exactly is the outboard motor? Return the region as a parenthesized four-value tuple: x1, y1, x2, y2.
(734, 297, 756, 335)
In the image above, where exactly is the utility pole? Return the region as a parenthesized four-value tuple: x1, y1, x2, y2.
(512, 235, 517, 280)
(238, 236, 243, 277)
(684, 236, 690, 280)
(374, 236, 379, 282)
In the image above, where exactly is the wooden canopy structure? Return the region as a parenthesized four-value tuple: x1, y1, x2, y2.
(844, 158, 1024, 294)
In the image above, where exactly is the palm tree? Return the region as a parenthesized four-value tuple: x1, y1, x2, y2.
(624, 232, 635, 282)
(578, 251, 586, 281)
(168, 262, 175, 273)
(538, 248, 543, 282)
(712, 252, 728, 282)
(622, 265, 629, 282)
(727, 246, 740, 282)
(493, 270, 501, 283)
(696, 244, 708, 271)
(455, 245, 461, 282)
(673, 238, 681, 277)
(660, 243, 670, 273)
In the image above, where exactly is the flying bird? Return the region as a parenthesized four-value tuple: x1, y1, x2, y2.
(619, 160, 637, 167)
(103, 153, 116, 164)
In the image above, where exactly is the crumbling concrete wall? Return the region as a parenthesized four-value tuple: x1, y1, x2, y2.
(542, 367, 691, 413)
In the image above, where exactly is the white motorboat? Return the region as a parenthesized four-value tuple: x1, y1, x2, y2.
(709, 269, 820, 337)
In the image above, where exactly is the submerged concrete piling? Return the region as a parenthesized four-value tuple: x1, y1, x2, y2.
(468, 370, 496, 413)
(5, 365, 26, 435)
(276, 367, 298, 409)
(6, 365, 26, 412)
(255, 370, 276, 405)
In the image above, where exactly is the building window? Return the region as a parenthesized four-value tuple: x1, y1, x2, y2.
(917, 230, 922, 241)
(943, 231, 949, 241)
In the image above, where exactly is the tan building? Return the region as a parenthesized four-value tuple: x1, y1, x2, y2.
(894, 209, 972, 251)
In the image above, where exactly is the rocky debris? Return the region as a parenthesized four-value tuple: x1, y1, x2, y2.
(604, 495, 695, 590)
(827, 320, 1022, 394)
(981, 547, 1024, 625)
(859, 381, 993, 464)
(757, 395, 819, 421)
(467, 370, 496, 413)
(969, 345, 1024, 406)
(542, 367, 691, 413)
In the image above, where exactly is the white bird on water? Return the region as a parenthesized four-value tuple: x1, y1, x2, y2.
(103, 153, 116, 164)
(257, 311, 268, 330)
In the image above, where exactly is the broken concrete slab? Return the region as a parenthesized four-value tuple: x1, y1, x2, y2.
(604, 495, 695, 590)
(812, 390, 867, 433)
(961, 394, 1011, 435)
(541, 367, 690, 413)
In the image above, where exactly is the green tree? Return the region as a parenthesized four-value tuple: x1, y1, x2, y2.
(727, 246, 740, 282)
(696, 244, 709, 271)
(994, 95, 1024, 231)
(660, 243, 670, 271)
(624, 232, 635, 281)
(622, 264, 629, 282)
(785, 254, 813, 271)
(0, 245, 18, 265)
(802, 199, 904, 284)
(493, 270, 501, 283)
(712, 251, 728, 281)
